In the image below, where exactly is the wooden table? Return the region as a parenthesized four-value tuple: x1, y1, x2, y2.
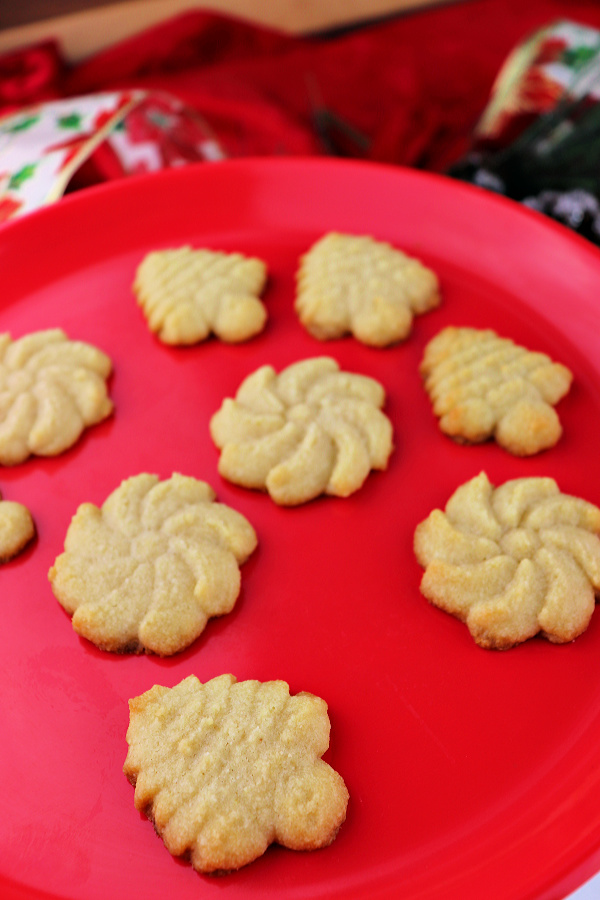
(0, 0, 457, 62)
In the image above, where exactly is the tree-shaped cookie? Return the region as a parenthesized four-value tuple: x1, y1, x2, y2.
(133, 246, 268, 344)
(295, 232, 440, 346)
(124, 674, 349, 873)
(420, 326, 573, 455)
(0, 490, 35, 561)
(414, 472, 600, 648)
(210, 356, 394, 505)
(0, 329, 113, 465)
(48, 473, 257, 655)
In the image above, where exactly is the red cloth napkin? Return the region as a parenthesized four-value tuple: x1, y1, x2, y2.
(4, 0, 600, 180)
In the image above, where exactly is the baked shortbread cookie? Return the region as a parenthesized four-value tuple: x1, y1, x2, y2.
(48, 473, 257, 655)
(420, 326, 572, 456)
(210, 356, 393, 505)
(414, 472, 600, 649)
(0, 329, 113, 465)
(0, 491, 35, 561)
(295, 232, 440, 346)
(134, 246, 268, 344)
(124, 674, 349, 873)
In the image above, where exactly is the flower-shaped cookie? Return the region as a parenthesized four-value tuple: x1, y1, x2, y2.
(48, 473, 257, 655)
(210, 356, 394, 505)
(295, 232, 440, 346)
(133, 246, 268, 344)
(0, 490, 35, 561)
(124, 674, 349, 873)
(420, 326, 573, 456)
(414, 472, 600, 648)
(0, 329, 113, 465)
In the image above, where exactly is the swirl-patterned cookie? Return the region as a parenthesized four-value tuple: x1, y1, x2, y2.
(414, 472, 600, 649)
(134, 246, 268, 344)
(295, 232, 440, 346)
(124, 674, 349, 873)
(0, 490, 35, 561)
(210, 356, 393, 505)
(0, 329, 113, 465)
(420, 326, 572, 456)
(48, 473, 257, 655)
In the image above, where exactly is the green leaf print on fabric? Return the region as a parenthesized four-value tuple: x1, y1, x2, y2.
(9, 164, 37, 189)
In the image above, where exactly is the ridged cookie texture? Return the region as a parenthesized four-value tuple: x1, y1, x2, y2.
(414, 472, 600, 649)
(420, 326, 572, 456)
(124, 674, 349, 873)
(295, 232, 440, 346)
(48, 473, 257, 655)
(133, 246, 268, 344)
(210, 356, 394, 505)
(0, 491, 35, 561)
(0, 329, 113, 465)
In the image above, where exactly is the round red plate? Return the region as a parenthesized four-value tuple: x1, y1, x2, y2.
(1, 158, 600, 900)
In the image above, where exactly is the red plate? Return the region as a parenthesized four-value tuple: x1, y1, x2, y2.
(2, 158, 600, 900)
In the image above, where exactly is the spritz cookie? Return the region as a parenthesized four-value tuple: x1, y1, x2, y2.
(0, 490, 35, 561)
(420, 326, 573, 456)
(134, 246, 268, 344)
(124, 674, 349, 873)
(414, 472, 600, 649)
(210, 356, 393, 505)
(295, 232, 440, 346)
(0, 329, 113, 465)
(48, 473, 257, 655)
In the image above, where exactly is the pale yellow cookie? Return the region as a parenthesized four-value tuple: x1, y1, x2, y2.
(420, 326, 572, 456)
(414, 472, 600, 649)
(295, 232, 440, 346)
(134, 246, 268, 344)
(210, 356, 393, 505)
(48, 473, 257, 655)
(0, 490, 35, 561)
(124, 674, 349, 873)
(0, 329, 113, 465)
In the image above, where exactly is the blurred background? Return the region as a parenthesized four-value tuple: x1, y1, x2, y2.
(2, 0, 600, 237)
